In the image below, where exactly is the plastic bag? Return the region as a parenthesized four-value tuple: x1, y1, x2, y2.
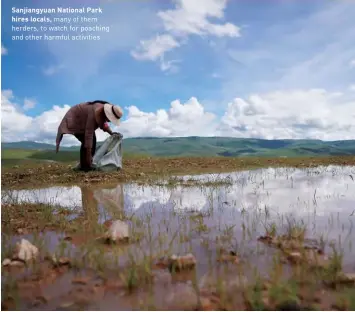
(92, 133, 123, 171)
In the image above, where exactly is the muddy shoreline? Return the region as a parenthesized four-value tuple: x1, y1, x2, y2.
(2, 156, 355, 189)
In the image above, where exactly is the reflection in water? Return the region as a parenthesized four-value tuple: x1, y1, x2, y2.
(93, 185, 124, 223)
(2, 166, 355, 270)
(2, 166, 355, 219)
(81, 186, 100, 223)
(1, 186, 82, 208)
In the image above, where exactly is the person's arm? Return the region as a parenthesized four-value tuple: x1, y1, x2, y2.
(56, 133, 63, 153)
(102, 122, 113, 135)
(101, 120, 123, 138)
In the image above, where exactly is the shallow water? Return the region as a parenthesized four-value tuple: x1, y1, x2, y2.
(2, 165, 355, 310)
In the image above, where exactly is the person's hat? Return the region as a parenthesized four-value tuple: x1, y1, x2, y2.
(104, 103, 123, 126)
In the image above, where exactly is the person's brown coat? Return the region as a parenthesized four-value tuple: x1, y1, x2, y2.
(56, 102, 107, 152)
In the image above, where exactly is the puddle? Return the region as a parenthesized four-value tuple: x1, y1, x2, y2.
(2, 165, 355, 310)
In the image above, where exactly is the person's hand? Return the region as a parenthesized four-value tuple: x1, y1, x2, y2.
(112, 132, 123, 139)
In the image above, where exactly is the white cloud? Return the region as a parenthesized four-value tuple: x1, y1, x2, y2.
(1, 90, 109, 145)
(131, 34, 181, 72)
(131, 34, 180, 61)
(218, 89, 355, 140)
(42, 64, 65, 76)
(349, 84, 355, 91)
(119, 97, 216, 137)
(23, 98, 37, 110)
(350, 59, 355, 68)
(160, 58, 180, 73)
(157, 0, 240, 37)
(1, 90, 33, 141)
(132, 0, 240, 71)
(33, 105, 74, 140)
(1, 43, 8, 55)
(2, 88, 355, 144)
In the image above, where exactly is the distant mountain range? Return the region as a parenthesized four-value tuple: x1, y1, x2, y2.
(2, 141, 78, 151)
(2, 137, 355, 159)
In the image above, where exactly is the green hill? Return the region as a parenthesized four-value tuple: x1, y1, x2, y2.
(2, 137, 355, 166)
(1, 141, 77, 151)
(119, 137, 355, 157)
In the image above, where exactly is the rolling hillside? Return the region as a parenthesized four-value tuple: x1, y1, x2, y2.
(2, 137, 355, 166)
(1, 141, 77, 151)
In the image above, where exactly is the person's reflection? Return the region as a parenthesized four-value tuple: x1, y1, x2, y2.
(80, 186, 100, 224)
(93, 184, 125, 223)
(80, 184, 125, 226)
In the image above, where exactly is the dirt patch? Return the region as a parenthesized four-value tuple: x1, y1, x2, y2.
(2, 156, 355, 189)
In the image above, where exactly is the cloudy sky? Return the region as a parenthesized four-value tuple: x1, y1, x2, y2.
(1, 0, 355, 145)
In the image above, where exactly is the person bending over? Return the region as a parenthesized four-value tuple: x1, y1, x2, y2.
(56, 100, 123, 171)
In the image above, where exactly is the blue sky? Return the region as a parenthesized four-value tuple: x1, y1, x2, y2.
(1, 0, 355, 143)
